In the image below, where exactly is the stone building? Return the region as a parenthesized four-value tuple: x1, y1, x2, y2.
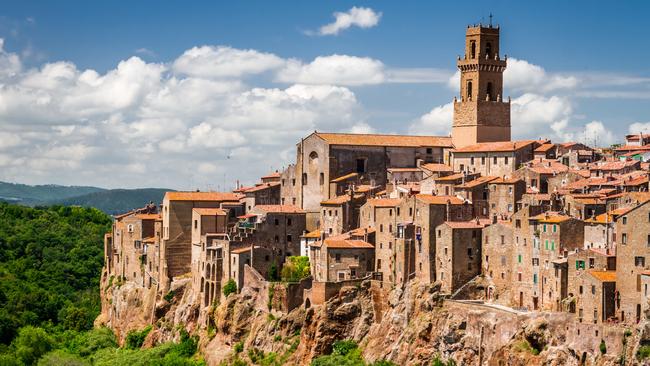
(359, 198, 402, 285)
(574, 270, 617, 324)
(487, 177, 525, 219)
(190, 208, 228, 304)
(566, 248, 616, 323)
(160, 191, 244, 291)
(482, 220, 514, 302)
(320, 191, 367, 236)
(435, 219, 489, 294)
(242, 182, 280, 212)
(309, 236, 375, 282)
(614, 201, 650, 323)
(454, 175, 496, 217)
(452, 140, 538, 177)
(451, 24, 510, 148)
(413, 195, 474, 284)
(283, 132, 453, 230)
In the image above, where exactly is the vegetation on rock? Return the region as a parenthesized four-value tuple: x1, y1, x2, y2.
(223, 278, 238, 297)
(280, 256, 310, 282)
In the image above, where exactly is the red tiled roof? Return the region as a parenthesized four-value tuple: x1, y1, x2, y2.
(331, 172, 358, 183)
(192, 208, 227, 216)
(261, 171, 281, 179)
(244, 182, 280, 193)
(325, 239, 374, 249)
(434, 172, 466, 181)
(530, 213, 572, 223)
(315, 132, 453, 148)
(456, 176, 498, 189)
(444, 219, 490, 229)
(490, 177, 523, 184)
(416, 194, 465, 205)
(534, 143, 556, 152)
(420, 163, 454, 173)
(452, 140, 537, 153)
(387, 167, 422, 172)
(302, 230, 321, 239)
(253, 205, 305, 214)
(134, 213, 161, 220)
(164, 191, 243, 202)
(588, 270, 616, 282)
(231, 246, 252, 254)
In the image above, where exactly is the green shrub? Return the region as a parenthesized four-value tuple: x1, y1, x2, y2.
(599, 339, 606, 354)
(223, 279, 237, 297)
(13, 326, 55, 365)
(233, 341, 244, 353)
(332, 340, 358, 356)
(125, 325, 152, 350)
(638, 345, 650, 360)
(280, 256, 310, 282)
(269, 262, 279, 281)
(36, 350, 87, 366)
(164, 290, 175, 302)
(431, 357, 456, 366)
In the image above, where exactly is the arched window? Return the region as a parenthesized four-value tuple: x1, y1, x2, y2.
(470, 41, 476, 59)
(467, 81, 473, 100)
(487, 82, 493, 101)
(486, 42, 492, 59)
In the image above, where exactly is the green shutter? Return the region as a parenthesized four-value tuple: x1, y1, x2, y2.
(518, 254, 522, 263)
(543, 224, 547, 232)
(551, 241, 555, 251)
(545, 240, 549, 250)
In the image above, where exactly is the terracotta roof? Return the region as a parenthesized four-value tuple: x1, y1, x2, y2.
(420, 163, 454, 173)
(452, 140, 537, 153)
(164, 191, 243, 202)
(231, 246, 252, 254)
(534, 143, 556, 152)
(349, 227, 376, 236)
(588, 270, 616, 282)
(134, 213, 161, 220)
(590, 160, 639, 171)
(456, 176, 498, 189)
(192, 208, 227, 216)
(588, 248, 616, 257)
(365, 198, 401, 207)
(416, 194, 465, 205)
(302, 230, 321, 239)
(444, 219, 491, 229)
(253, 205, 305, 214)
(490, 177, 523, 184)
(320, 194, 363, 205)
(325, 239, 374, 249)
(244, 182, 280, 193)
(614, 144, 650, 152)
(142, 236, 156, 243)
(586, 207, 633, 223)
(355, 185, 377, 193)
(434, 172, 466, 182)
(331, 172, 358, 183)
(261, 171, 281, 179)
(528, 160, 570, 175)
(530, 213, 572, 223)
(314, 132, 453, 148)
(387, 167, 422, 172)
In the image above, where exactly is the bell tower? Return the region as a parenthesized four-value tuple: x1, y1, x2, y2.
(451, 22, 511, 148)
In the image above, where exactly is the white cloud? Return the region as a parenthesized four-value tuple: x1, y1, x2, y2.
(172, 46, 285, 78)
(628, 122, 650, 135)
(349, 122, 375, 134)
(0, 39, 22, 80)
(584, 120, 615, 146)
(276, 55, 385, 86)
(408, 102, 453, 136)
(316, 7, 382, 36)
(511, 93, 572, 139)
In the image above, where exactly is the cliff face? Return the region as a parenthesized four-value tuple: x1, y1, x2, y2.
(98, 271, 643, 365)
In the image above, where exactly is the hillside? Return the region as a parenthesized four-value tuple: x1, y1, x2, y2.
(0, 181, 104, 206)
(52, 188, 171, 215)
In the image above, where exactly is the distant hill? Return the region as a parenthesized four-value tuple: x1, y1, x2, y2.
(52, 188, 171, 215)
(0, 181, 105, 205)
(0, 181, 172, 215)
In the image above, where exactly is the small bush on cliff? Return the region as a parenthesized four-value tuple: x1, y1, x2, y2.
(332, 340, 358, 356)
(164, 290, 175, 302)
(125, 325, 152, 350)
(223, 279, 237, 297)
(431, 357, 456, 366)
(280, 256, 310, 282)
(599, 339, 607, 354)
(233, 341, 244, 353)
(638, 344, 650, 360)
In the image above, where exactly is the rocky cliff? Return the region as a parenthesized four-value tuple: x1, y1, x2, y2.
(98, 271, 647, 365)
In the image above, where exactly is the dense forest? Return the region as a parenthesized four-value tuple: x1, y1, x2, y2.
(0, 202, 203, 365)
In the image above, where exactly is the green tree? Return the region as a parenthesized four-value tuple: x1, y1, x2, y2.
(13, 326, 55, 365)
(223, 279, 237, 297)
(280, 256, 310, 282)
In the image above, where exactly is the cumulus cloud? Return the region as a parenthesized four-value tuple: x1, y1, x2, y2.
(173, 46, 285, 78)
(276, 55, 385, 86)
(408, 102, 453, 136)
(0, 46, 366, 189)
(315, 7, 381, 36)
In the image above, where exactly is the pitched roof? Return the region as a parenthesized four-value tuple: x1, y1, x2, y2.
(420, 163, 454, 173)
(434, 172, 466, 182)
(387, 167, 422, 172)
(331, 172, 358, 183)
(164, 191, 243, 202)
(321, 193, 364, 205)
(452, 140, 537, 153)
(314, 132, 453, 148)
(528, 160, 570, 175)
(588, 270, 616, 282)
(244, 182, 280, 193)
(134, 213, 161, 220)
(231, 246, 252, 254)
(261, 171, 281, 179)
(253, 205, 305, 214)
(302, 230, 321, 239)
(325, 239, 375, 249)
(456, 176, 498, 189)
(490, 177, 523, 184)
(534, 143, 556, 152)
(530, 213, 572, 223)
(416, 194, 465, 205)
(192, 208, 227, 216)
(444, 219, 491, 229)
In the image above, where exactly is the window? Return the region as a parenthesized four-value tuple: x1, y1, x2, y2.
(635, 256, 646, 267)
(532, 258, 539, 266)
(591, 285, 596, 295)
(481, 156, 486, 165)
(320, 173, 324, 186)
(467, 81, 473, 100)
(274, 218, 279, 225)
(553, 224, 557, 233)
(501, 256, 506, 265)
(426, 148, 433, 154)
(292, 179, 296, 186)
(623, 217, 627, 225)
(397, 207, 400, 216)
(287, 235, 292, 243)
(622, 233, 627, 244)
(576, 260, 585, 270)
(437, 230, 441, 238)
(380, 224, 383, 233)
(356, 158, 366, 173)
(274, 235, 279, 243)
(377, 259, 381, 269)
(500, 235, 505, 245)
(486, 82, 493, 101)
(543, 224, 547, 232)
(493, 156, 498, 164)
(485, 42, 492, 58)
(470, 156, 475, 165)
(515, 219, 521, 228)
(545, 240, 549, 250)
(589, 258, 595, 268)
(389, 209, 393, 217)
(647, 235, 650, 248)
(302, 173, 307, 185)
(389, 224, 392, 233)
(194, 220, 198, 229)
(533, 274, 538, 284)
(504, 156, 509, 165)
(551, 241, 555, 251)
(508, 204, 513, 212)
(287, 218, 292, 226)
(518, 272, 522, 281)
(335, 253, 341, 263)
(467, 248, 473, 257)
(518, 254, 522, 263)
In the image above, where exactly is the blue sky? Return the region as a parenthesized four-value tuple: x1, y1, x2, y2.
(0, 1, 649, 189)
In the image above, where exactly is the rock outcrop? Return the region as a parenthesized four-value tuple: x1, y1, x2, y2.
(99, 272, 643, 365)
